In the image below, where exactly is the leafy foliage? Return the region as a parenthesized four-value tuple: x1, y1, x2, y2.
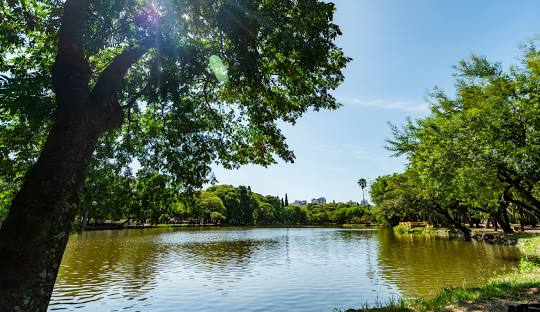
(0, 0, 350, 216)
(77, 181, 372, 226)
(372, 45, 540, 234)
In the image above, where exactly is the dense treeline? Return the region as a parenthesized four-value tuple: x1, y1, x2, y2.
(0, 107, 370, 227)
(0, 160, 371, 227)
(370, 46, 540, 238)
(77, 175, 372, 227)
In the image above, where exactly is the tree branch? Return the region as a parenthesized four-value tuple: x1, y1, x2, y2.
(91, 44, 151, 106)
(52, 0, 90, 99)
(123, 82, 153, 110)
(504, 185, 540, 219)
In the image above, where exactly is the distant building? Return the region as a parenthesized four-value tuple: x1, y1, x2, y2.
(311, 197, 326, 205)
(291, 200, 307, 207)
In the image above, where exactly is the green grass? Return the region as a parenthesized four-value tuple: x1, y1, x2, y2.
(348, 235, 540, 312)
(392, 225, 450, 235)
(517, 235, 540, 258)
(411, 271, 540, 311)
(341, 224, 374, 228)
(342, 297, 411, 312)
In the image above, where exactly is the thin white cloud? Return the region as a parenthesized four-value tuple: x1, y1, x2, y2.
(339, 97, 430, 113)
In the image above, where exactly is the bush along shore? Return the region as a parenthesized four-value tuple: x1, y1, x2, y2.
(391, 225, 540, 245)
(346, 235, 540, 312)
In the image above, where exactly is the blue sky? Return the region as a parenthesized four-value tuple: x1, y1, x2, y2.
(212, 0, 540, 203)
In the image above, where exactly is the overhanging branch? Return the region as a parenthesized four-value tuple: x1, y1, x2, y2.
(91, 44, 152, 106)
(123, 82, 153, 110)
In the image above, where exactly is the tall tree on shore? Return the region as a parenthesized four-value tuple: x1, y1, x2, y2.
(357, 178, 367, 205)
(383, 48, 540, 236)
(0, 0, 349, 309)
(285, 193, 289, 206)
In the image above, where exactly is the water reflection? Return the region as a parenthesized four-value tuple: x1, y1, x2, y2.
(49, 227, 521, 311)
(334, 229, 380, 284)
(50, 230, 163, 309)
(375, 230, 522, 297)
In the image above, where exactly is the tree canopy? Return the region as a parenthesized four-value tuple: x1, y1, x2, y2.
(0, 0, 350, 214)
(372, 45, 540, 236)
(0, 0, 350, 309)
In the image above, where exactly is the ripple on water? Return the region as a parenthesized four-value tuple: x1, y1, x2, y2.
(49, 227, 521, 312)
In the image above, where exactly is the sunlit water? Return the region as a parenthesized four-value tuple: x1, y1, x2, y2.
(49, 227, 521, 311)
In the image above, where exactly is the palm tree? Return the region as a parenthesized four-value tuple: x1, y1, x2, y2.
(357, 178, 367, 205)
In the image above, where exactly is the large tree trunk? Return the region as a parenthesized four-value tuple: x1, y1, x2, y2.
(0, 105, 106, 310)
(495, 206, 513, 234)
(437, 207, 472, 240)
(0, 0, 149, 308)
(0, 0, 153, 307)
(450, 219, 472, 240)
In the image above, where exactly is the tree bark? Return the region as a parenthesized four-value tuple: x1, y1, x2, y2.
(0, 0, 150, 309)
(448, 219, 472, 240)
(437, 207, 472, 240)
(0, 104, 109, 310)
(496, 206, 513, 234)
(0, 77, 134, 310)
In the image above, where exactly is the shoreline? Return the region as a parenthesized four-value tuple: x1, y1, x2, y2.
(393, 225, 540, 246)
(346, 235, 540, 312)
(80, 223, 536, 246)
(75, 223, 539, 311)
(79, 223, 380, 232)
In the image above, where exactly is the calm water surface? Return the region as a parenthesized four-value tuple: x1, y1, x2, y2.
(49, 227, 521, 311)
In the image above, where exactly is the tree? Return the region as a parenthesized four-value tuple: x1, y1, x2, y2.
(194, 191, 226, 224)
(370, 169, 472, 238)
(357, 178, 367, 205)
(253, 202, 274, 224)
(381, 47, 540, 237)
(236, 185, 257, 224)
(210, 211, 226, 224)
(0, 0, 349, 309)
(370, 172, 424, 226)
(284, 193, 289, 206)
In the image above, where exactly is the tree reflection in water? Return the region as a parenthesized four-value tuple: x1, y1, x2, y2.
(375, 230, 522, 298)
(49, 227, 522, 311)
(51, 229, 162, 307)
(50, 227, 282, 308)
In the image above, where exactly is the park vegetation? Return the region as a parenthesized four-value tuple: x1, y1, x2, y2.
(0, 0, 349, 309)
(72, 178, 372, 227)
(369, 47, 540, 239)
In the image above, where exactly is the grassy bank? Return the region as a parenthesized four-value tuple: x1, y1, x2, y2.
(517, 235, 540, 258)
(392, 225, 451, 236)
(347, 236, 540, 312)
(393, 225, 533, 245)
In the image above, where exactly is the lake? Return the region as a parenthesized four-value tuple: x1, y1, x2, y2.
(49, 227, 521, 311)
